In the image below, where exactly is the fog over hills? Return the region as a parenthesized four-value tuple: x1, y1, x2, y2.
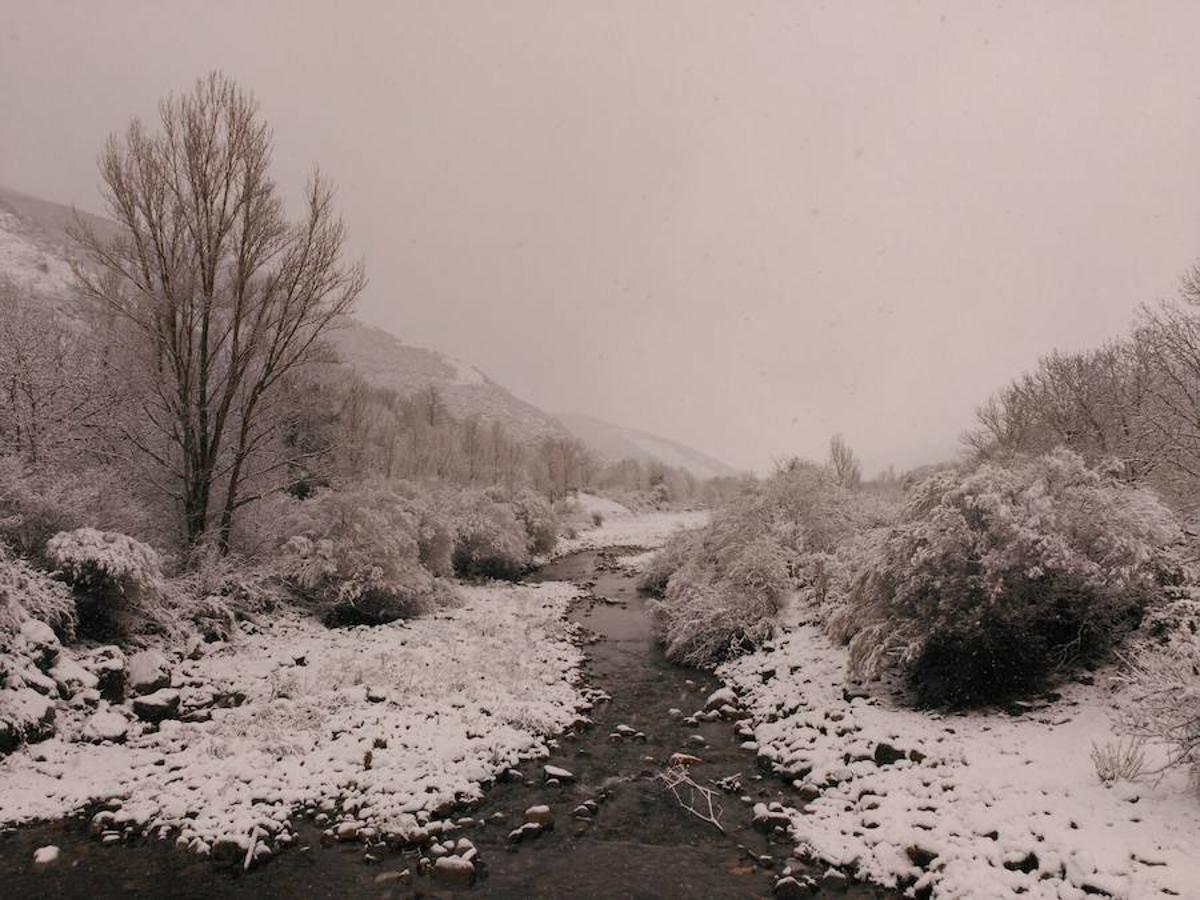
(1, 184, 734, 470)
(555, 412, 739, 481)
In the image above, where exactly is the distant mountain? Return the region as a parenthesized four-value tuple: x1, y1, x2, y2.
(329, 322, 569, 444)
(556, 412, 739, 480)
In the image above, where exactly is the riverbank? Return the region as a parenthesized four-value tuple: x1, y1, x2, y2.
(718, 616, 1200, 898)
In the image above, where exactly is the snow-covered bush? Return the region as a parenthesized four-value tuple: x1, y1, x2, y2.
(1120, 587, 1200, 780)
(275, 484, 449, 626)
(651, 462, 893, 666)
(165, 551, 282, 640)
(831, 450, 1182, 706)
(0, 545, 75, 649)
(505, 488, 559, 556)
(452, 494, 530, 581)
(638, 529, 699, 597)
(46, 527, 164, 639)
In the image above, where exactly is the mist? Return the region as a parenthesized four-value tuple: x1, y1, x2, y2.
(4, 0, 1200, 474)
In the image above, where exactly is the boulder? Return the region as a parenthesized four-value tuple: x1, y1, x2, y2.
(89, 648, 126, 703)
(132, 688, 180, 723)
(20, 620, 60, 669)
(524, 805, 554, 827)
(127, 650, 170, 695)
(543, 765, 575, 783)
(432, 856, 475, 888)
(50, 655, 99, 698)
(774, 875, 817, 897)
(84, 708, 130, 743)
(705, 686, 737, 710)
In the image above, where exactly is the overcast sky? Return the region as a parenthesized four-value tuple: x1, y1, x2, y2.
(4, 1, 1200, 474)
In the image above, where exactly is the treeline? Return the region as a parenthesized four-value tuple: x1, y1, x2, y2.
(965, 289, 1200, 513)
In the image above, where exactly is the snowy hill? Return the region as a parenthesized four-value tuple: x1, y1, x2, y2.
(329, 322, 569, 444)
(0, 185, 570, 445)
(556, 412, 738, 480)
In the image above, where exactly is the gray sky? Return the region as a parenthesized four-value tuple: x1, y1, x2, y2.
(4, 1, 1200, 475)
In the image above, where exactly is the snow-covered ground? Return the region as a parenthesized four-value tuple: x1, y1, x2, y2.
(719, 617, 1200, 899)
(0, 581, 586, 860)
(554, 493, 708, 557)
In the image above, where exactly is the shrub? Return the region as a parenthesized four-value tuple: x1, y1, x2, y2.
(165, 551, 282, 640)
(506, 488, 559, 556)
(1090, 737, 1146, 784)
(1119, 587, 1200, 781)
(831, 450, 1181, 706)
(638, 530, 699, 598)
(275, 483, 447, 626)
(452, 495, 530, 581)
(0, 545, 75, 648)
(45, 527, 164, 639)
(650, 461, 894, 667)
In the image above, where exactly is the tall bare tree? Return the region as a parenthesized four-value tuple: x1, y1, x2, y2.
(828, 433, 862, 489)
(72, 72, 365, 552)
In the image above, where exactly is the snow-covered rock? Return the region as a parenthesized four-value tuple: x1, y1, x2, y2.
(131, 688, 179, 722)
(84, 708, 130, 743)
(32, 845, 60, 867)
(126, 650, 170, 695)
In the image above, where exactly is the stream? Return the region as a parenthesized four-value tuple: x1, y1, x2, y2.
(0, 549, 889, 898)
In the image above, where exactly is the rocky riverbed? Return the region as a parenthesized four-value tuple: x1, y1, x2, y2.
(0, 549, 892, 898)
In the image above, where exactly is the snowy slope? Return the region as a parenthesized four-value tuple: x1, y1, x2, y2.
(556, 412, 738, 480)
(0, 185, 569, 445)
(330, 322, 569, 444)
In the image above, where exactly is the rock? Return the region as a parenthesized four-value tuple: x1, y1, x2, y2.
(20, 620, 60, 669)
(366, 686, 388, 703)
(374, 869, 412, 886)
(668, 752, 703, 767)
(820, 868, 849, 890)
(873, 742, 907, 766)
(686, 734, 707, 748)
(132, 688, 180, 723)
(615, 724, 637, 736)
(90, 649, 126, 703)
(127, 650, 170, 695)
(752, 802, 793, 832)
(32, 845, 60, 867)
(507, 822, 543, 843)
(705, 686, 737, 710)
(572, 805, 593, 819)
(794, 782, 822, 802)
(668, 708, 683, 718)
(524, 805, 554, 827)
(336, 821, 362, 842)
(84, 709, 130, 743)
(50, 655, 98, 698)
(185, 635, 205, 660)
(432, 856, 475, 888)
(774, 875, 817, 897)
(544, 764, 574, 782)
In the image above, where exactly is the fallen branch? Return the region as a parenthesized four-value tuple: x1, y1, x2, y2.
(656, 764, 725, 832)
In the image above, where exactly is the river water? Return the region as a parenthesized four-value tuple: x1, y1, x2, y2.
(0, 549, 889, 898)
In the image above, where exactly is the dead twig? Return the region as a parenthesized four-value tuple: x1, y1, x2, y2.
(656, 765, 725, 832)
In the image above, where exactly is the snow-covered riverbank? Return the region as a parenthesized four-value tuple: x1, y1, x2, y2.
(719, 619, 1200, 899)
(0, 581, 586, 861)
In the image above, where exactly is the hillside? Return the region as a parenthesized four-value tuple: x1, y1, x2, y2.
(329, 322, 569, 444)
(0, 185, 568, 445)
(556, 412, 738, 480)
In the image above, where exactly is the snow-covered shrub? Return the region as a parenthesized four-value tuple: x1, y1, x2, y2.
(275, 483, 448, 626)
(165, 551, 282, 640)
(505, 488, 559, 556)
(1120, 587, 1200, 780)
(1090, 737, 1147, 784)
(638, 529, 700, 597)
(831, 450, 1182, 706)
(452, 494, 530, 581)
(652, 462, 893, 666)
(0, 545, 75, 649)
(46, 527, 164, 639)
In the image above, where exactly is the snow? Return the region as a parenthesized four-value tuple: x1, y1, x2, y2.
(718, 621, 1200, 898)
(555, 494, 708, 555)
(0, 210, 77, 299)
(0, 580, 587, 857)
(445, 354, 486, 386)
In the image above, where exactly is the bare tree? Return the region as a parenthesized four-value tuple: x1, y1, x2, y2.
(72, 72, 365, 552)
(828, 433, 862, 489)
